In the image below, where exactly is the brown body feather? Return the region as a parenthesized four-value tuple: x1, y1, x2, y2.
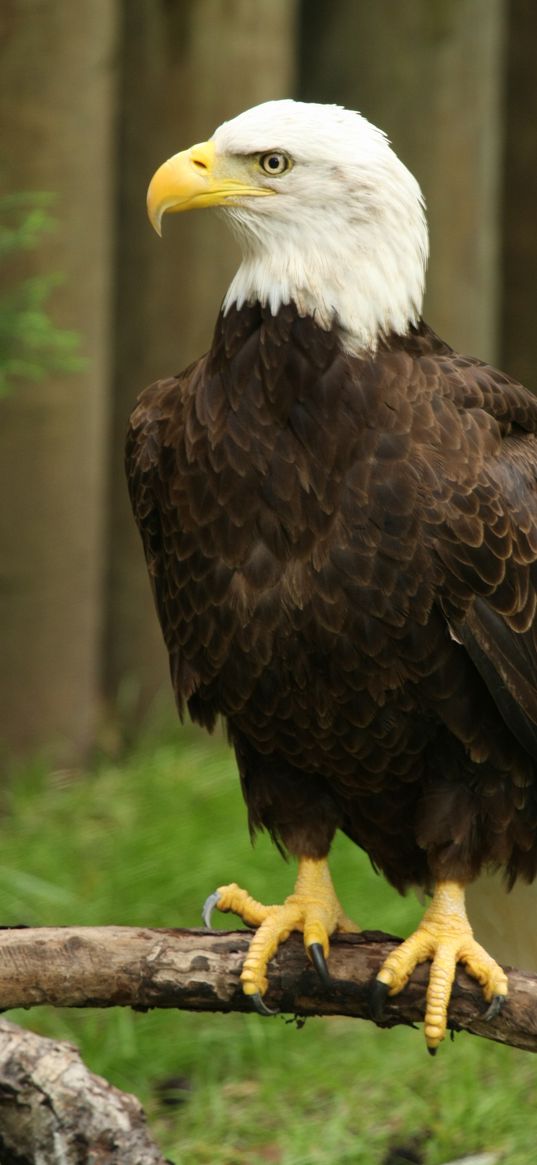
(126, 303, 537, 894)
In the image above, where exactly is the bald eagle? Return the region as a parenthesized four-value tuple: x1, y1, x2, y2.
(127, 99, 537, 1051)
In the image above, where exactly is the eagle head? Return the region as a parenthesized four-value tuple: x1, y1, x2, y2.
(147, 99, 428, 354)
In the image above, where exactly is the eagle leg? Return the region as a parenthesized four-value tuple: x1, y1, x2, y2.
(375, 880, 509, 1051)
(202, 857, 359, 1006)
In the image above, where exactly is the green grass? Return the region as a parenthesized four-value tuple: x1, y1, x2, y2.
(2, 727, 537, 1164)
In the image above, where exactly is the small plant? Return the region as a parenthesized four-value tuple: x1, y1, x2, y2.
(0, 192, 84, 396)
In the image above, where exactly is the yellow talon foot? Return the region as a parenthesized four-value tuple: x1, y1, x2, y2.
(204, 857, 359, 1006)
(376, 880, 508, 1051)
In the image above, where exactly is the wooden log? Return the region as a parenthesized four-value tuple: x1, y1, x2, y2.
(0, 1018, 167, 1164)
(1, 926, 536, 1053)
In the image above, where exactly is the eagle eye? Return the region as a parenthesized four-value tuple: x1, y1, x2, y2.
(259, 152, 291, 176)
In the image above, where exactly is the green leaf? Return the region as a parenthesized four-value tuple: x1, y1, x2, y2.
(0, 193, 85, 396)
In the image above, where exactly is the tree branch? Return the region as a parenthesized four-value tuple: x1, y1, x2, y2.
(1, 925, 536, 1052)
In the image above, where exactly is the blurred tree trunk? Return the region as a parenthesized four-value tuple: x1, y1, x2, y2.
(0, 1, 117, 761)
(500, 0, 537, 389)
(299, 0, 506, 364)
(105, 0, 298, 730)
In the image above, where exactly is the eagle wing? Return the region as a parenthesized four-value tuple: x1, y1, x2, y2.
(419, 341, 537, 763)
(125, 369, 201, 714)
(126, 322, 537, 778)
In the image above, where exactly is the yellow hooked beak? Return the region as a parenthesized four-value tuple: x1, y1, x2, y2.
(146, 140, 274, 235)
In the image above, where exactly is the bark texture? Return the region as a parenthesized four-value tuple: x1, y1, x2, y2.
(0, 926, 536, 1053)
(0, 0, 117, 760)
(0, 1018, 166, 1164)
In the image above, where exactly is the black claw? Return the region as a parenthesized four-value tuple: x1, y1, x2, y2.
(370, 978, 390, 1021)
(308, 942, 331, 988)
(249, 992, 277, 1017)
(483, 994, 506, 1023)
(201, 890, 220, 929)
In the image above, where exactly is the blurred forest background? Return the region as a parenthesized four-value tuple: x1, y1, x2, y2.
(1, 0, 536, 764)
(2, 3, 537, 1162)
